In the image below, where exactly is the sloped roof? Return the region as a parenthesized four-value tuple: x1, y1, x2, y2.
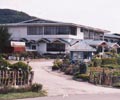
(85, 40, 107, 46)
(104, 34, 120, 39)
(37, 38, 51, 43)
(70, 40, 96, 52)
(0, 18, 109, 33)
(18, 18, 63, 24)
(107, 42, 120, 48)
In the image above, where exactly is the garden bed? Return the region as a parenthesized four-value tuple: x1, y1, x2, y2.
(0, 91, 47, 100)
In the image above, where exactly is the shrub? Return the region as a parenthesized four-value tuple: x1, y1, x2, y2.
(10, 62, 32, 71)
(52, 65, 60, 71)
(117, 56, 120, 65)
(92, 58, 102, 67)
(113, 71, 120, 76)
(73, 73, 89, 81)
(52, 59, 63, 71)
(65, 65, 74, 75)
(113, 82, 120, 88)
(0, 59, 11, 70)
(101, 64, 120, 69)
(79, 62, 87, 74)
(0, 86, 33, 94)
(102, 58, 117, 65)
(31, 83, 43, 92)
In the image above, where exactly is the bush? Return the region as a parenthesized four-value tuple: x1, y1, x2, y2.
(113, 82, 120, 88)
(10, 62, 32, 71)
(65, 65, 74, 75)
(0, 59, 11, 70)
(73, 73, 89, 81)
(52, 59, 63, 71)
(113, 71, 120, 76)
(101, 64, 120, 69)
(52, 65, 60, 71)
(79, 62, 87, 74)
(31, 83, 43, 92)
(92, 58, 102, 67)
(0, 86, 31, 94)
(102, 58, 117, 65)
(117, 56, 120, 65)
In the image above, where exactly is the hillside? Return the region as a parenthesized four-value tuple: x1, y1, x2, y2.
(0, 9, 36, 24)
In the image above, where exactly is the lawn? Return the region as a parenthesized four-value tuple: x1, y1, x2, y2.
(0, 91, 47, 100)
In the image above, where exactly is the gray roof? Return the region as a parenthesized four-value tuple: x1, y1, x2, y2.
(70, 40, 96, 52)
(84, 40, 107, 46)
(0, 18, 109, 33)
(107, 42, 120, 48)
(104, 34, 120, 39)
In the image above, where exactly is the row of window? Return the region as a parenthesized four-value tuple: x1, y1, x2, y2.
(81, 28, 104, 40)
(27, 43, 65, 52)
(27, 26, 77, 35)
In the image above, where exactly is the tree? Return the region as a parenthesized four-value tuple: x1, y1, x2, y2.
(0, 26, 11, 53)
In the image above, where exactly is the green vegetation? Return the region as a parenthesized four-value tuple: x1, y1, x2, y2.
(52, 51, 120, 88)
(0, 9, 35, 24)
(10, 61, 32, 71)
(0, 59, 32, 71)
(0, 91, 46, 100)
(0, 26, 11, 53)
(31, 83, 43, 92)
(73, 73, 89, 81)
(52, 59, 63, 70)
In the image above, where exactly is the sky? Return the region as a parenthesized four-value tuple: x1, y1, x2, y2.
(0, 0, 120, 33)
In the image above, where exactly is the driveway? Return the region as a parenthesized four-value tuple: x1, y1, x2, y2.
(29, 59, 120, 96)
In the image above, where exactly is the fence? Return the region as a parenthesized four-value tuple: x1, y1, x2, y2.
(89, 67, 120, 86)
(0, 70, 34, 86)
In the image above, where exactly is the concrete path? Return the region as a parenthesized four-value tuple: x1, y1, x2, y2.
(29, 59, 120, 96)
(18, 94, 120, 100)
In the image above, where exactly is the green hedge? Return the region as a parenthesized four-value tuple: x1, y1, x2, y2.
(73, 73, 89, 81)
(0, 83, 43, 94)
(101, 64, 120, 69)
(0, 59, 11, 70)
(102, 58, 117, 65)
(10, 62, 32, 71)
(92, 58, 102, 67)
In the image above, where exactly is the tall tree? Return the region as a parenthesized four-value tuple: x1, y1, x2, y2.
(0, 26, 11, 53)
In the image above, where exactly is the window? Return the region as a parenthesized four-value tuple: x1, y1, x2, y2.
(47, 43, 65, 52)
(44, 26, 77, 35)
(70, 26, 77, 35)
(56, 26, 70, 35)
(32, 45, 36, 50)
(27, 26, 43, 35)
(44, 26, 56, 35)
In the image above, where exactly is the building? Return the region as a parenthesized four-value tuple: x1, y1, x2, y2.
(0, 18, 109, 55)
(70, 40, 96, 60)
(104, 34, 120, 43)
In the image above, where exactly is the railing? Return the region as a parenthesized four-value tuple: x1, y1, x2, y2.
(0, 70, 34, 86)
(89, 68, 120, 86)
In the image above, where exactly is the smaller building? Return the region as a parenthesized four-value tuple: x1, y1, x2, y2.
(11, 41, 25, 53)
(104, 34, 120, 43)
(70, 40, 96, 61)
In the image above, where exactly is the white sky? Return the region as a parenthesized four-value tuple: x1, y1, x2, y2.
(0, 0, 120, 33)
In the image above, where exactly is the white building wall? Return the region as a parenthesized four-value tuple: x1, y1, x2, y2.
(8, 26, 84, 54)
(8, 26, 27, 40)
(77, 27, 84, 40)
(8, 26, 83, 41)
(37, 43, 47, 54)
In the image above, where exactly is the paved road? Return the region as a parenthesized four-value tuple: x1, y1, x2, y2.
(29, 60, 120, 96)
(19, 94, 120, 100)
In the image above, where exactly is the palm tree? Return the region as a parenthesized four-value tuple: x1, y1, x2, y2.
(0, 26, 11, 53)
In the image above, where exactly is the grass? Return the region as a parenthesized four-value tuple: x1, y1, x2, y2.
(0, 90, 47, 100)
